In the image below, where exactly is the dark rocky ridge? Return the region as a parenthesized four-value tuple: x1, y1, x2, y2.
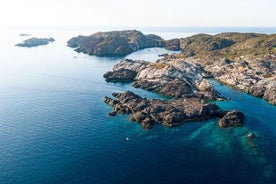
(104, 91, 226, 129)
(103, 69, 137, 82)
(218, 110, 245, 128)
(67, 30, 180, 57)
(16, 37, 55, 47)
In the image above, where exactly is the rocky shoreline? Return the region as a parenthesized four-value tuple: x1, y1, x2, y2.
(69, 30, 275, 105)
(104, 91, 226, 129)
(103, 58, 245, 129)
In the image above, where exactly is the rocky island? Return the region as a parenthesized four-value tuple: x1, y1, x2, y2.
(16, 37, 55, 47)
(67, 30, 180, 57)
(103, 58, 245, 129)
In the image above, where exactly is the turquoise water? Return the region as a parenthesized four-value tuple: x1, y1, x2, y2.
(0, 26, 275, 183)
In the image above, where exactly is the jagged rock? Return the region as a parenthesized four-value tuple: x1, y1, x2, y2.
(104, 58, 223, 100)
(16, 37, 55, 47)
(103, 69, 137, 82)
(108, 111, 117, 116)
(104, 91, 226, 129)
(141, 118, 155, 129)
(218, 110, 245, 128)
(133, 78, 193, 98)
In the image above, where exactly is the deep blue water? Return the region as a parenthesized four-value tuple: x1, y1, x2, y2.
(0, 26, 276, 184)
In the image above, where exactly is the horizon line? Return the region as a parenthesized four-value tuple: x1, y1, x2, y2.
(1, 24, 276, 28)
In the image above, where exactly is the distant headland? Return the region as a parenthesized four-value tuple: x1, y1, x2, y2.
(67, 30, 179, 57)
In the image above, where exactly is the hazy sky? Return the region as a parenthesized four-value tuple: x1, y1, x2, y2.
(0, 0, 275, 27)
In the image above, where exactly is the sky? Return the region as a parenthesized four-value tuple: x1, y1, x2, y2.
(0, 0, 275, 27)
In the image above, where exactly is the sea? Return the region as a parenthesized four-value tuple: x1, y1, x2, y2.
(0, 26, 276, 184)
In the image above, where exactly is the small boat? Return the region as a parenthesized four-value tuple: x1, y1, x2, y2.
(125, 137, 130, 141)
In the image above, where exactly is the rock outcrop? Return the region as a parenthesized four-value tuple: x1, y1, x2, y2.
(104, 58, 221, 100)
(218, 110, 245, 128)
(104, 91, 226, 129)
(103, 69, 137, 82)
(164, 38, 180, 51)
(16, 37, 55, 47)
(179, 33, 276, 105)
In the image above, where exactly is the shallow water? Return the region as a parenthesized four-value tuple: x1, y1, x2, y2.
(0, 26, 275, 184)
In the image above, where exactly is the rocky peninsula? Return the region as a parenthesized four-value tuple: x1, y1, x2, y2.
(67, 30, 179, 57)
(16, 37, 55, 47)
(69, 30, 275, 104)
(103, 58, 245, 129)
(176, 33, 276, 105)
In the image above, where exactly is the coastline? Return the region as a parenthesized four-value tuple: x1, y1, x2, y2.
(0, 26, 275, 183)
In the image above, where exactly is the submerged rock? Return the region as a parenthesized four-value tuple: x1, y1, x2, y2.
(218, 110, 245, 128)
(16, 37, 55, 47)
(247, 132, 254, 140)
